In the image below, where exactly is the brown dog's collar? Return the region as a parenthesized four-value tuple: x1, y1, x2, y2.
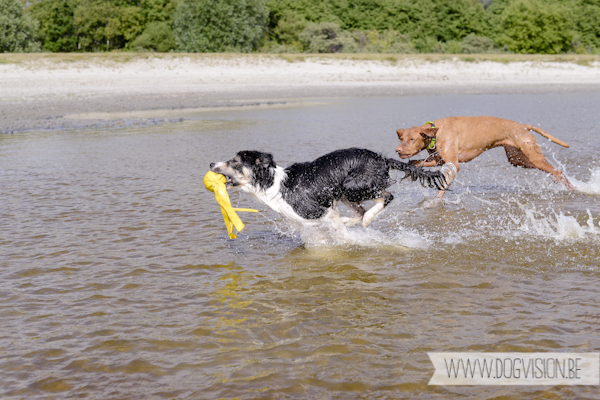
(425, 121, 436, 150)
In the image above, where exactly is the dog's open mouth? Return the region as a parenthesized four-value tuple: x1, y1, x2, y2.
(210, 165, 238, 188)
(221, 174, 237, 189)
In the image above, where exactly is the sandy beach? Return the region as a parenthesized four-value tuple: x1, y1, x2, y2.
(1, 54, 600, 132)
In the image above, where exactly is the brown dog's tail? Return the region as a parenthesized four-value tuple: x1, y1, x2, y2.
(526, 125, 570, 148)
(387, 158, 448, 191)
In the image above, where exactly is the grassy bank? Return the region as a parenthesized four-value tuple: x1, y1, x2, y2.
(1, 53, 600, 67)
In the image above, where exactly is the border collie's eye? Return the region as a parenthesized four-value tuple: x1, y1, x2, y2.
(230, 160, 243, 171)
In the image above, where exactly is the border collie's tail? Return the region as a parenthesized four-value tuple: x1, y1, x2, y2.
(386, 158, 448, 190)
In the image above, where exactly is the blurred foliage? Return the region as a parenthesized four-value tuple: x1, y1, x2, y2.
(460, 33, 500, 53)
(173, 0, 269, 52)
(298, 22, 357, 53)
(356, 30, 415, 53)
(495, 0, 573, 53)
(12, 0, 600, 53)
(263, 0, 599, 54)
(28, 0, 77, 51)
(572, 0, 600, 52)
(73, 0, 144, 51)
(266, 0, 491, 47)
(27, 0, 175, 51)
(128, 21, 175, 52)
(1, 0, 40, 52)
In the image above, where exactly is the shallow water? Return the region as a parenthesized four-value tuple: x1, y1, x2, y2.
(1, 93, 599, 399)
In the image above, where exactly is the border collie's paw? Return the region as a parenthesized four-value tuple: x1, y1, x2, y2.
(340, 216, 362, 226)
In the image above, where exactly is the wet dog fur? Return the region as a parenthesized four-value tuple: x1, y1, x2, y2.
(210, 148, 446, 227)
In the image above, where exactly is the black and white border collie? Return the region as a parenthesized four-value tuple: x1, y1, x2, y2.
(210, 148, 447, 227)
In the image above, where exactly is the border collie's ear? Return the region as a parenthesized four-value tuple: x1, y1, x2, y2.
(255, 153, 274, 168)
(420, 126, 438, 138)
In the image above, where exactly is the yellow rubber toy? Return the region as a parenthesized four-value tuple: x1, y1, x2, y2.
(204, 171, 258, 239)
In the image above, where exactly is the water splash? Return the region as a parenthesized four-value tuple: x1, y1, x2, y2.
(568, 167, 600, 195)
(266, 211, 429, 250)
(512, 201, 599, 241)
(298, 222, 429, 250)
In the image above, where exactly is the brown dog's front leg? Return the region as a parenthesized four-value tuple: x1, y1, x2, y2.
(434, 162, 458, 199)
(410, 153, 442, 168)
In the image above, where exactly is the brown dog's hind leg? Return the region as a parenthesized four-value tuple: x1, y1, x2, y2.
(504, 145, 537, 169)
(504, 142, 576, 190)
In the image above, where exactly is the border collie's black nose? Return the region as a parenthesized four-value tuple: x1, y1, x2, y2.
(210, 163, 215, 168)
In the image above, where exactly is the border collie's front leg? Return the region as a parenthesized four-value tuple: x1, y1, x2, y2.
(322, 207, 348, 235)
(340, 198, 365, 226)
(361, 192, 394, 227)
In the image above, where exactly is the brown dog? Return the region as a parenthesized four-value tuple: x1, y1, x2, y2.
(396, 116, 576, 199)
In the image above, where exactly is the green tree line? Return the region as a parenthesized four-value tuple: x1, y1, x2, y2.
(1, 0, 599, 53)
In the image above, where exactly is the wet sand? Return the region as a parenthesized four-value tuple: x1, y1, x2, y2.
(2, 54, 600, 132)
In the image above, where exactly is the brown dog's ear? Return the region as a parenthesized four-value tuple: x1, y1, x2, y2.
(420, 126, 439, 138)
(396, 128, 404, 139)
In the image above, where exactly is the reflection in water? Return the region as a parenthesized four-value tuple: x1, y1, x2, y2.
(213, 263, 253, 310)
(1, 93, 599, 398)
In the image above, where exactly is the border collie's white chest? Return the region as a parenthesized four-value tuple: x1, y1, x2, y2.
(244, 166, 307, 223)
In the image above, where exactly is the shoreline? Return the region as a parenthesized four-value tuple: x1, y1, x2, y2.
(2, 54, 600, 132)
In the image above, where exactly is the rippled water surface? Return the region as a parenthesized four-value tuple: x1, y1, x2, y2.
(1, 93, 600, 399)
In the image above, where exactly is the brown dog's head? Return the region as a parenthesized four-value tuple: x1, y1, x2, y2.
(395, 124, 439, 159)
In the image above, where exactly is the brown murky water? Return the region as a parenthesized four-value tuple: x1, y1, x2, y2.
(1, 93, 600, 399)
